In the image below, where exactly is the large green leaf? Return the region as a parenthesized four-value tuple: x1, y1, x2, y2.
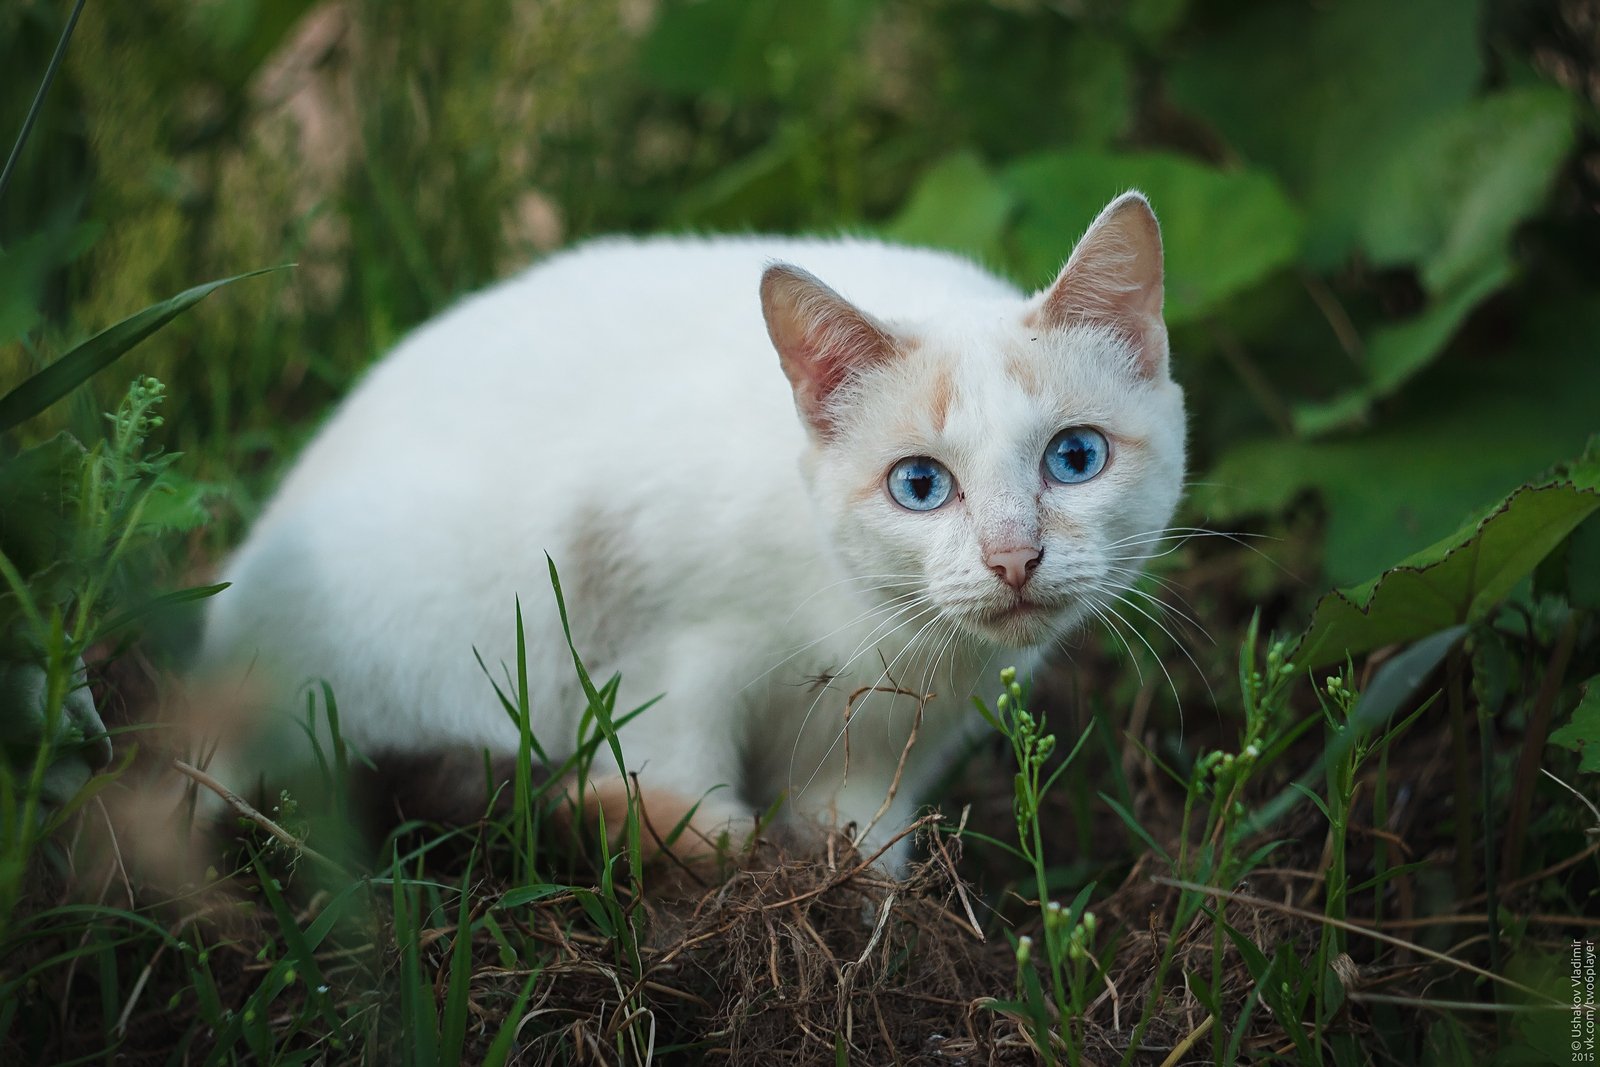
(1359, 86, 1574, 295)
(1293, 452, 1600, 669)
(1567, 514, 1600, 610)
(1001, 150, 1301, 322)
(0, 268, 278, 435)
(1286, 88, 1571, 436)
(1167, 0, 1481, 267)
(1291, 259, 1510, 436)
(1197, 295, 1600, 584)
(882, 152, 1016, 266)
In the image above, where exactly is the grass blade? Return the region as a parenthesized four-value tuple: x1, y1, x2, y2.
(0, 267, 284, 434)
(0, 0, 86, 207)
(439, 854, 477, 1065)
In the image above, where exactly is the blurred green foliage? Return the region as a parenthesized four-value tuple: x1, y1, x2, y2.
(2, 0, 1597, 581)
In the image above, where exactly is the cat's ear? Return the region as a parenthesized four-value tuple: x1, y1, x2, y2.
(761, 263, 900, 436)
(1033, 191, 1168, 378)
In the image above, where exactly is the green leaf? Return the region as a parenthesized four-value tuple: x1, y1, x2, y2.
(666, 126, 815, 229)
(882, 152, 1015, 265)
(1421, 1016, 1474, 1067)
(641, 0, 875, 102)
(130, 472, 223, 538)
(1098, 791, 1171, 863)
(0, 268, 280, 435)
(0, 211, 98, 344)
(1124, 0, 1190, 44)
(1289, 781, 1332, 823)
(1002, 150, 1301, 322)
(1195, 297, 1600, 584)
(439, 856, 476, 1066)
(1167, 0, 1481, 266)
(1566, 513, 1600, 610)
(495, 883, 572, 909)
(1548, 676, 1600, 774)
(95, 582, 229, 639)
(1505, 949, 1581, 1063)
(1291, 259, 1510, 436)
(0, 432, 84, 578)
(1293, 454, 1600, 669)
(1359, 86, 1574, 295)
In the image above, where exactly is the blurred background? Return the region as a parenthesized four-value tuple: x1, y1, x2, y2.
(3, 0, 1597, 595)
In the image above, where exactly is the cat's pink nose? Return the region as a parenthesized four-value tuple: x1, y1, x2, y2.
(986, 546, 1042, 590)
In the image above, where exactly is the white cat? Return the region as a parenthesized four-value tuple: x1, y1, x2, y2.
(198, 191, 1186, 869)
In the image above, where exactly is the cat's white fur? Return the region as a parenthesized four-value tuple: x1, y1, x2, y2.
(200, 192, 1186, 867)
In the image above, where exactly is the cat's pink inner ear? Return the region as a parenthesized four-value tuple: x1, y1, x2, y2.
(761, 263, 899, 435)
(1033, 191, 1168, 378)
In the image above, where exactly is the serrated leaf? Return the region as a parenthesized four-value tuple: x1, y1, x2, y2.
(1293, 457, 1600, 669)
(1002, 149, 1301, 322)
(883, 152, 1015, 265)
(1548, 677, 1600, 774)
(131, 473, 222, 537)
(0, 267, 280, 435)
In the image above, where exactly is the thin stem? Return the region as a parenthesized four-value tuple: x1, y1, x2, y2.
(1447, 647, 1473, 893)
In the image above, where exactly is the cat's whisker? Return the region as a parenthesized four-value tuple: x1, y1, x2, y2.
(1078, 602, 1144, 689)
(799, 605, 952, 797)
(855, 607, 950, 726)
(1116, 587, 1212, 647)
(1103, 525, 1273, 551)
(913, 616, 965, 737)
(894, 615, 954, 747)
(786, 600, 941, 795)
(748, 587, 930, 690)
(1104, 561, 1192, 595)
(1097, 570, 1212, 643)
(823, 592, 941, 688)
(778, 573, 924, 628)
(1104, 526, 1294, 579)
(1086, 591, 1186, 732)
(1086, 581, 1215, 708)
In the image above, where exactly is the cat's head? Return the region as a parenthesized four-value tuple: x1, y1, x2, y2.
(761, 191, 1186, 651)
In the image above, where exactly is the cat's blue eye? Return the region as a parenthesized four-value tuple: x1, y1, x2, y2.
(886, 457, 954, 511)
(1043, 427, 1109, 485)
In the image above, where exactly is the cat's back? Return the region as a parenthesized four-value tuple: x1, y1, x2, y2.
(361, 232, 1016, 401)
(259, 234, 1018, 515)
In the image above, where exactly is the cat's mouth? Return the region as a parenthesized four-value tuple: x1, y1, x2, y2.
(981, 600, 1050, 624)
(969, 597, 1061, 646)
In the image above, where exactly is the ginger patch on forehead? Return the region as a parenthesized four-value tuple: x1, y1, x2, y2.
(927, 364, 956, 433)
(1003, 349, 1044, 396)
